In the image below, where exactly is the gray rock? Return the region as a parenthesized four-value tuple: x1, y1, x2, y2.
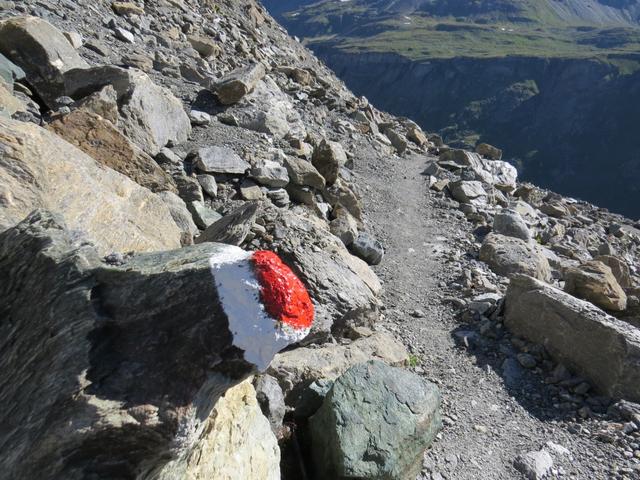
(189, 110, 211, 126)
(195, 146, 250, 175)
(266, 188, 290, 207)
(240, 179, 264, 200)
(195, 202, 258, 245)
(350, 232, 384, 265)
(0, 211, 291, 479)
(253, 375, 285, 434)
(449, 180, 487, 205)
(197, 174, 218, 197)
(187, 35, 219, 58)
(517, 353, 537, 369)
(156, 191, 198, 242)
(309, 361, 442, 480)
(514, 450, 553, 480)
(312, 139, 347, 186)
(214, 62, 265, 105)
(175, 174, 204, 203)
(502, 357, 524, 387)
(480, 233, 551, 282)
(284, 155, 326, 190)
(0, 16, 88, 107)
(383, 127, 408, 154)
(476, 142, 503, 160)
(330, 206, 359, 246)
(250, 160, 289, 187)
(113, 26, 135, 43)
(0, 52, 24, 86)
(504, 274, 640, 402)
(493, 208, 531, 241)
(294, 379, 333, 419)
(187, 200, 222, 229)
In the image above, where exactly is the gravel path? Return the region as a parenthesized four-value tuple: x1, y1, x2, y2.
(354, 152, 627, 479)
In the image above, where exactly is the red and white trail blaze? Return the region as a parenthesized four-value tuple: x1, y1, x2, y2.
(208, 245, 314, 371)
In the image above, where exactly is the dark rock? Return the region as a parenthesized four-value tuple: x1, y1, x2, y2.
(195, 202, 258, 245)
(253, 374, 285, 434)
(350, 232, 384, 265)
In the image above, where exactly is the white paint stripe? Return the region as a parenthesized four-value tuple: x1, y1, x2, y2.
(208, 245, 310, 371)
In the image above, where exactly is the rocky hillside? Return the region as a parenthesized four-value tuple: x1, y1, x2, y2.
(1, 0, 640, 479)
(266, 0, 640, 219)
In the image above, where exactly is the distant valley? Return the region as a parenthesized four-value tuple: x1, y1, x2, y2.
(264, 0, 640, 218)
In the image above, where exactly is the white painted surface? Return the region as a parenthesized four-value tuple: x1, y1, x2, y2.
(209, 245, 310, 371)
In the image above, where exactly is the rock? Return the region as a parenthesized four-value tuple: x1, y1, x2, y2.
(0, 212, 306, 478)
(250, 160, 289, 187)
(383, 127, 408, 154)
(504, 274, 640, 402)
(194, 146, 250, 175)
(564, 260, 627, 311)
(480, 233, 551, 282)
(240, 179, 264, 200)
(214, 62, 265, 105)
(63, 31, 83, 49)
(176, 380, 280, 480)
(157, 191, 198, 243)
(189, 109, 211, 126)
(513, 450, 553, 480)
(350, 232, 384, 265)
(121, 53, 153, 72)
(517, 353, 537, 369)
(476, 142, 503, 160)
(64, 66, 191, 156)
(309, 361, 442, 480)
(269, 332, 407, 402)
(0, 81, 25, 117)
(0, 117, 180, 254)
(197, 174, 218, 197)
(595, 255, 632, 288)
(74, 84, 119, 124)
(441, 149, 517, 191)
(187, 34, 219, 58)
(0, 52, 24, 86)
(312, 139, 347, 186)
(407, 125, 428, 146)
(330, 205, 359, 246)
(0, 16, 88, 107)
(175, 175, 204, 203)
(113, 26, 135, 43)
(266, 188, 290, 207)
(253, 374, 285, 434)
(284, 155, 326, 190)
(195, 202, 258, 245)
(449, 180, 487, 205)
(323, 180, 363, 221)
(47, 109, 176, 193)
(540, 202, 569, 218)
(493, 208, 531, 241)
(111, 1, 144, 15)
(187, 200, 222, 229)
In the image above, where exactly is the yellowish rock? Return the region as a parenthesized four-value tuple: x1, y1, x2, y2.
(564, 260, 627, 311)
(0, 117, 181, 254)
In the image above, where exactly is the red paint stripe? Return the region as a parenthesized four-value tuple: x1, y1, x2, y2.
(251, 250, 314, 330)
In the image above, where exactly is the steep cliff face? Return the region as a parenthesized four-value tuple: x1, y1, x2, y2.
(309, 47, 640, 218)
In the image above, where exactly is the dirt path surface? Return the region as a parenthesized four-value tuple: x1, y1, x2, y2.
(354, 152, 626, 479)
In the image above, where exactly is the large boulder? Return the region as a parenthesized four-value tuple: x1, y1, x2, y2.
(213, 62, 266, 105)
(493, 208, 531, 241)
(564, 260, 627, 311)
(449, 180, 487, 206)
(47, 109, 176, 193)
(0, 212, 308, 478)
(194, 145, 250, 175)
(504, 275, 640, 402)
(309, 361, 442, 480)
(164, 380, 280, 480)
(268, 332, 408, 403)
(63, 66, 191, 155)
(0, 117, 181, 254)
(479, 233, 551, 282)
(0, 16, 88, 107)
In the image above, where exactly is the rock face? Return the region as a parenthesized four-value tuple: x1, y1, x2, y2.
(0, 16, 88, 107)
(0, 211, 308, 479)
(0, 117, 181, 254)
(47, 109, 176, 193)
(504, 274, 640, 402)
(479, 233, 551, 282)
(309, 361, 442, 480)
(164, 380, 280, 480)
(564, 260, 628, 311)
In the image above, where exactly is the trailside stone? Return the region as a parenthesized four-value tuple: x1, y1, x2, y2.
(383, 127, 408, 154)
(284, 155, 326, 190)
(493, 208, 531, 241)
(0, 213, 290, 479)
(312, 139, 347, 186)
(480, 233, 551, 282)
(0, 117, 180, 254)
(476, 142, 503, 160)
(172, 380, 280, 480)
(442, 149, 516, 191)
(513, 450, 553, 480)
(47, 109, 176, 193)
(330, 205, 358, 246)
(564, 260, 627, 311)
(194, 146, 250, 175)
(449, 180, 487, 205)
(195, 202, 258, 245)
(309, 361, 442, 480)
(268, 332, 407, 403)
(350, 232, 384, 265)
(504, 274, 640, 402)
(0, 16, 88, 107)
(214, 62, 265, 105)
